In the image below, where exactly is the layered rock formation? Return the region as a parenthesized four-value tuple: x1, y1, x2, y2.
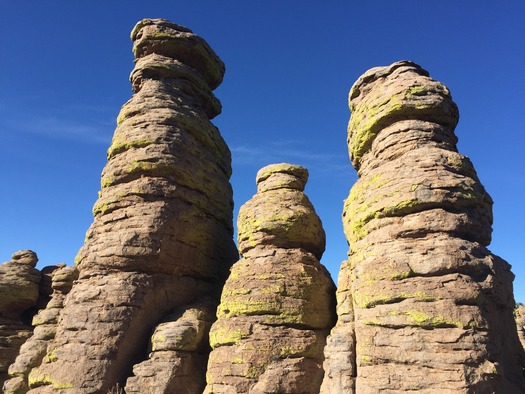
(205, 163, 336, 393)
(125, 298, 216, 393)
(4, 265, 78, 394)
(26, 18, 237, 393)
(322, 61, 525, 392)
(0, 251, 41, 388)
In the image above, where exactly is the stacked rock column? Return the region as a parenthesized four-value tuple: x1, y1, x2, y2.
(0, 251, 40, 388)
(205, 164, 336, 393)
(4, 265, 78, 393)
(322, 61, 525, 392)
(27, 19, 237, 393)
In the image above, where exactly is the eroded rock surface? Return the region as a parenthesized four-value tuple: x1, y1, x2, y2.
(27, 18, 236, 393)
(0, 251, 40, 388)
(126, 298, 216, 393)
(321, 61, 525, 393)
(205, 163, 336, 393)
(4, 265, 78, 394)
(516, 305, 525, 351)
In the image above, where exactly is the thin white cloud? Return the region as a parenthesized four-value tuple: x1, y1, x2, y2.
(231, 140, 351, 174)
(0, 102, 114, 145)
(26, 117, 112, 144)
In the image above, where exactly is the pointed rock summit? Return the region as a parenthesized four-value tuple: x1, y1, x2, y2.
(25, 18, 237, 393)
(205, 163, 336, 393)
(322, 61, 525, 393)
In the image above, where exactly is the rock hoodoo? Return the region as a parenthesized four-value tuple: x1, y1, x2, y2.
(205, 163, 336, 393)
(322, 61, 525, 392)
(0, 251, 40, 388)
(3, 19, 525, 394)
(25, 18, 237, 393)
(4, 264, 78, 394)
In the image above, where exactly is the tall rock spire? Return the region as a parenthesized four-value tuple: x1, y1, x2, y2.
(26, 18, 237, 393)
(205, 163, 336, 393)
(322, 61, 525, 392)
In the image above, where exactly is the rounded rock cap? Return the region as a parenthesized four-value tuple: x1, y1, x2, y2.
(131, 18, 225, 89)
(11, 250, 38, 267)
(347, 60, 459, 171)
(256, 163, 309, 192)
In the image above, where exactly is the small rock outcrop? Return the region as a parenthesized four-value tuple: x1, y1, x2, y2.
(516, 305, 525, 351)
(321, 61, 525, 392)
(0, 251, 40, 388)
(27, 18, 237, 393)
(125, 298, 216, 393)
(4, 264, 78, 394)
(205, 163, 336, 393)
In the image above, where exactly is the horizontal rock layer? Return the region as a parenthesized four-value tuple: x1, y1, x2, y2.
(206, 164, 336, 393)
(26, 18, 236, 393)
(322, 61, 525, 393)
(0, 251, 41, 389)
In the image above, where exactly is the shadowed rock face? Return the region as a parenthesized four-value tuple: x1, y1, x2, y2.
(516, 305, 525, 351)
(26, 19, 237, 393)
(0, 251, 40, 388)
(205, 163, 336, 394)
(321, 61, 525, 393)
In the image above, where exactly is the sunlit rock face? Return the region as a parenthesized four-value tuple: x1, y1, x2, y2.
(321, 61, 525, 393)
(205, 163, 336, 394)
(26, 18, 237, 393)
(0, 251, 40, 388)
(4, 264, 78, 394)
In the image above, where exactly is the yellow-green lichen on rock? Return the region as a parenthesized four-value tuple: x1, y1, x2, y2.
(347, 61, 458, 171)
(205, 163, 336, 393)
(321, 61, 524, 393)
(237, 163, 325, 259)
(27, 18, 237, 394)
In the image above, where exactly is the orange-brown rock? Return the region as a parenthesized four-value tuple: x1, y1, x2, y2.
(125, 298, 216, 394)
(4, 265, 78, 394)
(26, 19, 236, 393)
(0, 251, 40, 388)
(205, 163, 336, 393)
(321, 61, 525, 393)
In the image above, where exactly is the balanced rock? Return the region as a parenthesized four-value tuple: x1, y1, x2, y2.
(4, 265, 78, 394)
(321, 61, 525, 392)
(205, 163, 336, 393)
(0, 251, 40, 387)
(27, 18, 236, 393)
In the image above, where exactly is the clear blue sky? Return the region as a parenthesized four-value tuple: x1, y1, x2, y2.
(1, 1, 524, 302)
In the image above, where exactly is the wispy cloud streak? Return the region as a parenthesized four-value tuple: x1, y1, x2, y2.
(231, 139, 351, 174)
(0, 102, 115, 145)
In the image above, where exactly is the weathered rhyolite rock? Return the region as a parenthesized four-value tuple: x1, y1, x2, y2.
(0, 251, 40, 388)
(205, 163, 336, 393)
(321, 61, 525, 393)
(27, 18, 236, 393)
(126, 298, 216, 394)
(4, 265, 78, 394)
